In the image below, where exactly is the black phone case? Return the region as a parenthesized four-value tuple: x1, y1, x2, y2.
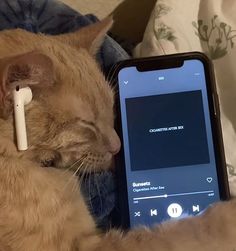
(113, 52, 230, 229)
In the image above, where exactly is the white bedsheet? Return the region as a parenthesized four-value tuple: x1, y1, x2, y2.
(134, 0, 236, 195)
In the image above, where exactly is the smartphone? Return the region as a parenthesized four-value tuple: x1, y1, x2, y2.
(114, 52, 230, 229)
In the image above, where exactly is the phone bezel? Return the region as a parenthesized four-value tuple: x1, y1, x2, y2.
(113, 52, 230, 229)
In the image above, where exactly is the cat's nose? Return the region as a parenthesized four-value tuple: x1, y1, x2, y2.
(108, 129, 121, 155)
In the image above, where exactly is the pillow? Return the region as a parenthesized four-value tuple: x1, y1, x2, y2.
(134, 0, 236, 196)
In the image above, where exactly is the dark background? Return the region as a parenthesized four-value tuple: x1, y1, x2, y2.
(126, 91, 210, 171)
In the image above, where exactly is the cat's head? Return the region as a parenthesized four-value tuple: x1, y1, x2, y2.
(0, 18, 121, 172)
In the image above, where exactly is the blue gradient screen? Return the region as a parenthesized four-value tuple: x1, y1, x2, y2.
(118, 60, 220, 228)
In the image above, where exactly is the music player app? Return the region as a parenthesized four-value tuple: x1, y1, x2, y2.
(118, 60, 220, 227)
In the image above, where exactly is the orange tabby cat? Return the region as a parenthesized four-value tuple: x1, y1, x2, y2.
(0, 18, 236, 251)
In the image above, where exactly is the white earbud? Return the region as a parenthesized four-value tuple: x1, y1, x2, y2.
(13, 86, 33, 151)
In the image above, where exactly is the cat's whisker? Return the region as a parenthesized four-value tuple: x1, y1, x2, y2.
(70, 161, 87, 194)
(81, 163, 89, 181)
(61, 159, 80, 175)
(71, 166, 83, 194)
(72, 156, 90, 178)
(61, 154, 88, 175)
(106, 61, 123, 84)
(62, 160, 85, 192)
(111, 85, 119, 95)
(108, 78, 119, 90)
(78, 163, 89, 192)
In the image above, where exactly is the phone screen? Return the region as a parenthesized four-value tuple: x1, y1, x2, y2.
(118, 59, 223, 228)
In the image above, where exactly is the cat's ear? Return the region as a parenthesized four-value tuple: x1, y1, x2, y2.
(0, 51, 54, 118)
(56, 17, 113, 56)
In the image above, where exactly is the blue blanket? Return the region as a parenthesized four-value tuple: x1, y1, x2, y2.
(0, 0, 129, 229)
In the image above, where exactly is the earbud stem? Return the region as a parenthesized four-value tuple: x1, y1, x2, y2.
(14, 100, 28, 151)
(13, 87, 32, 151)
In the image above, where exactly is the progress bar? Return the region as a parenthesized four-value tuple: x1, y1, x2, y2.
(133, 190, 214, 201)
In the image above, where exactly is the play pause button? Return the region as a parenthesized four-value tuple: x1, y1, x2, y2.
(167, 203, 183, 218)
